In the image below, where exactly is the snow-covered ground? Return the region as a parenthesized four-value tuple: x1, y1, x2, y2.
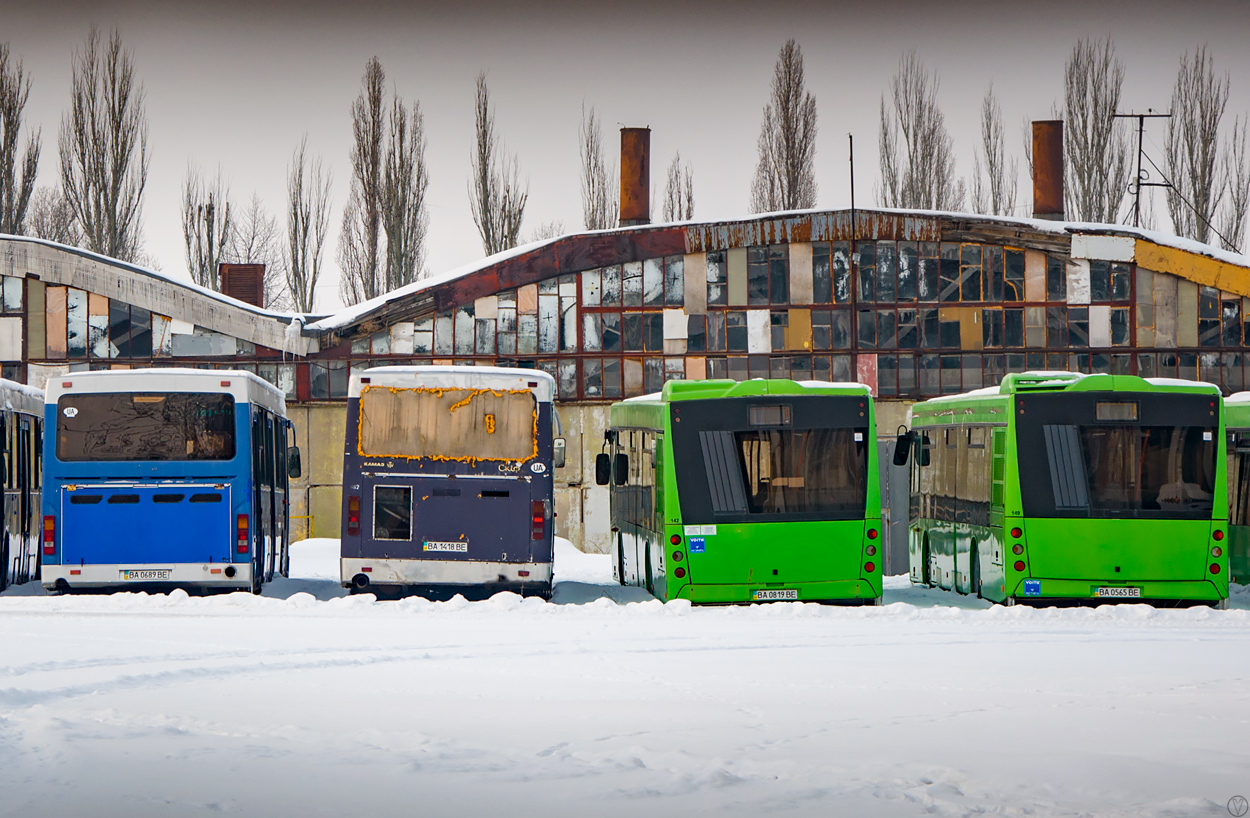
(1, 539, 1248, 818)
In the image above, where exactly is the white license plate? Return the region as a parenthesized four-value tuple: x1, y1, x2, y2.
(423, 541, 468, 553)
(754, 589, 798, 601)
(1096, 586, 1141, 598)
(120, 569, 171, 581)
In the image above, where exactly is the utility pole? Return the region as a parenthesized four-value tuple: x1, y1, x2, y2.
(1112, 109, 1171, 228)
(848, 133, 856, 242)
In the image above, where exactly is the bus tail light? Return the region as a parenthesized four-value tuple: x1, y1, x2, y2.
(42, 516, 55, 555)
(1010, 527, 1023, 539)
(347, 496, 360, 536)
(865, 544, 877, 556)
(1213, 530, 1225, 541)
(670, 534, 681, 545)
(1012, 544, 1024, 555)
(1210, 563, 1222, 575)
(1213, 546, 1223, 557)
(531, 501, 545, 540)
(866, 529, 878, 540)
(864, 561, 876, 573)
(1013, 560, 1025, 572)
(672, 550, 683, 562)
(674, 567, 686, 579)
(236, 515, 249, 554)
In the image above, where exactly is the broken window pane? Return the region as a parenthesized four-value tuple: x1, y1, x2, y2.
(876, 241, 897, 303)
(582, 269, 601, 307)
(622, 262, 642, 306)
(644, 313, 663, 351)
(1004, 307, 1024, 347)
(435, 312, 454, 354)
(623, 314, 643, 351)
(919, 353, 939, 395)
(706, 311, 725, 351)
(1068, 306, 1089, 347)
(897, 241, 918, 302)
(1090, 260, 1111, 301)
(517, 314, 538, 355)
(897, 308, 918, 349)
(877, 354, 898, 397)
(986, 246, 1004, 302)
(768, 245, 788, 305)
(1223, 300, 1241, 346)
(687, 315, 706, 352)
(538, 293, 558, 352)
(643, 258, 664, 306)
(706, 252, 727, 306)
(1111, 263, 1132, 301)
(858, 309, 876, 348)
(601, 313, 621, 352)
(67, 287, 87, 358)
(476, 318, 496, 355)
(559, 360, 577, 399)
(960, 244, 982, 302)
(455, 306, 476, 355)
(747, 246, 769, 305)
(560, 291, 577, 352)
(830, 309, 852, 349)
(812, 242, 832, 303)
(982, 308, 1003, 348)
(1047, 306, 1068, 347)
(1046, 255, 1066, 301)
(919, 242, 940, 301)
(603, 358, 622, 398)
(583, 314, 602, 352)
(602, 265, 622, 306)
(939, 243, 960, 302)
(831, 354, 854, 382)
(832, 241, 852, 303)
(811, 310, 831, 350)
(664, 255, 684, 307)
(726, 311, 748, 351)
(584, 358, 603, 398)
(771, 310, 788, 350)
(644, 358, 664, 393)
(1004, 249, 1025, 302)
(1111, 307, 1131, 346)
(856, 241, 876, 302)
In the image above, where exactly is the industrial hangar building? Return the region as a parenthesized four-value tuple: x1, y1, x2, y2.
(5, 126, 1250, 568)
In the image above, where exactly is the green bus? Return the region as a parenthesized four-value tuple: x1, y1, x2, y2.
(1224, 391, 1250, 585)
(594, 378, 883, 605)
(907, 372, 1229, 607)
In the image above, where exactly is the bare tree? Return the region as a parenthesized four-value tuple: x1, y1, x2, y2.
(749, 39, 817, 213)
(286, 138, 331, 313)
(878, 50, 965, 211)
(1063, 36, 1132, 224)
(579, 105, 617, 229)
(1165, 46, 1229, 244)
(527, 220, 564, 242)
(662, 151, 695, 221)
(25, 185, 80, 246)
(971, 86, 1018, 216)
(1220, 116, 1250, 252)
(226, 193, 288, 310)
(338, 57, 386, 304)
(181, 165, 232, 290)
(58, 27, 149, 261)
(468, 72, 527, 255)
(381, 96, 430, 290)
(0, 43, 39, 235)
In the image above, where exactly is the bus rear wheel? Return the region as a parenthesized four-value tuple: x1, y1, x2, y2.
(970, 544, 982, 598)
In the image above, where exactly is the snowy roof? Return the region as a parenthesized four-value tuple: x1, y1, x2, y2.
(304, 208, 1250, 338)
(347, 364, 555, 402)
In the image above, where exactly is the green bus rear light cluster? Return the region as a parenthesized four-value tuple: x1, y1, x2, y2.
(1012, 544, 1024, 555)
(674, 567, 686, 579)
(1212, 546, 1223, 557)
(1210, 563, 1221, 574)
(671, 550, 683, 562)
(866, 529, 878, 540)
(670, 534, 682, 545)
(865, 544, 876, 556)
(1013, 560, 1026, 572)
(1212, 530, 1224, 541)
(864, 561, 875, 573)
(1010, 527, 1023, 538)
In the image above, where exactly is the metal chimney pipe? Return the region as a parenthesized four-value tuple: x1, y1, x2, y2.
(1032, 120, 1064, 221)
(619, 127, 651, 226)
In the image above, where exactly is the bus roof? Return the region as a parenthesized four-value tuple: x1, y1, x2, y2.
(348, 365, 555, 402)
(912, 372, 1220, 424)
(0, 377, 43, 416)
(609, 378, 871, 428)
(1226, 391, 1250, 428)
(43, 368, 287, 416)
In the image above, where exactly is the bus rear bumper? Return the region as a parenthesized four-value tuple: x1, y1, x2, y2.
(341, 557, 553, 590)
(41, 562, 253, 592)
(676, 578, 880, 605)
(1008, 578, 1226, 605)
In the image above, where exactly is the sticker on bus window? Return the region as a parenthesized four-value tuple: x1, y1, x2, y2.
(63, 406, 78, 418)
(689, 537, 706, 553)
(854, 432, 863, 441)
(1023, 579, 1041, 596)
(1203, 431, 1213, 441)
(684, 524, 717, 536)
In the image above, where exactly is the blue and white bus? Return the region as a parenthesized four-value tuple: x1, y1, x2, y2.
(41, 369, 301, 594)
(1, 377, 44, 591)
(340, 366, 563, 600)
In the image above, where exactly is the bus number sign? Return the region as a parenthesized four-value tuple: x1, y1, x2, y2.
(1095, 586, 1141, 599)
(754, 589, 797, 601)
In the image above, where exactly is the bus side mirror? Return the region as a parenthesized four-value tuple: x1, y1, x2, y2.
(595, 453, 611, 485)
(287, 446, 303, 479)
(553, 437, 566, 469)
(614, 453, 629, 485)
(892, 430, 914, 467)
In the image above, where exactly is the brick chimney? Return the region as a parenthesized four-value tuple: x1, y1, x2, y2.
(1032, 120, 1064, 221)
(219, 263, 265, 308)
(619, 127, 651, 226)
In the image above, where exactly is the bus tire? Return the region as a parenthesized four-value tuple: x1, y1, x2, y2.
(920, 537, 932, 587)
(250, 558, 262, 594)
(970, 543, 982, 598)
(616, 538, 626, 587)
(644, 545, 654, 596)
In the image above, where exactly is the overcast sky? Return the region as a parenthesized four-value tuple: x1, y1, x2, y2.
(6, 0, 1250, 312)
